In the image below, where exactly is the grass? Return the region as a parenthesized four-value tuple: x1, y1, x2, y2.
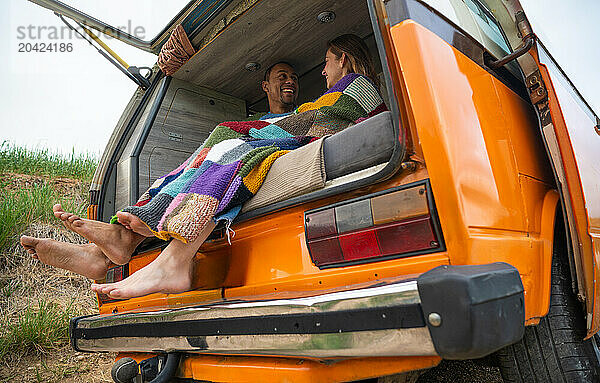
(0, 182, 88, 251)
(0, 278, 20, 300)
(0, 299, 74, 359)
(0, 142, 96, 251)
(0, 144, 114, 382)
(0, 141, 97, 181)
(34, 358, 88, 383)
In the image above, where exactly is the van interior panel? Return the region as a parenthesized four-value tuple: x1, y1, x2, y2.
(114, 85, 164, 210)
(175, 0, 374, 108)
(142, 79, 245, 190)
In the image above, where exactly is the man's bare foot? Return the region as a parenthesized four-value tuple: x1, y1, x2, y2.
(90, 221, 217, 299)
(53, 204, 79, 231)
(116, 211, 154, 237)
(52, 204, 145, 265)
(20, 236, 110, 280)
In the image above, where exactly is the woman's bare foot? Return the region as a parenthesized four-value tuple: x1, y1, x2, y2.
(52, 204, 146, 265)
(90, 245, 194, 299)
(20, 236, 111, 280)
(91, 221, 216, 299)
(116, 211, 154, 237)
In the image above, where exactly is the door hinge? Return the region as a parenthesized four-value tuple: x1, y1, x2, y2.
(526, 70, 552, 126)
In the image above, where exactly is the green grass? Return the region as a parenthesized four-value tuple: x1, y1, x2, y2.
(0, 143, 96, 251)
(0, 141, 98, 181)
(0, 144, 100, 381)
(0, 181, 88, 251)
(0, 278, 20, 299)
(0, 299, 74, 358)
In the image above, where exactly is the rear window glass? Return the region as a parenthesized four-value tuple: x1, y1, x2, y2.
(64, 0, 191, 41)
(463, 0, 512, 55)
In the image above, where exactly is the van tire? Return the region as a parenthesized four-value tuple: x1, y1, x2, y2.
(495, 233, 600, 382)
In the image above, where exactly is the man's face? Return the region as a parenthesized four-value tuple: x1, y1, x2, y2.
(262, 63, 299, 111)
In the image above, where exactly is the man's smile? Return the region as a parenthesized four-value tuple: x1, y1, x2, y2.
(281, 86, 296, 95)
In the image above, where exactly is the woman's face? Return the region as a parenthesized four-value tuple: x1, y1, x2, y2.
(322, 49, 347, 89)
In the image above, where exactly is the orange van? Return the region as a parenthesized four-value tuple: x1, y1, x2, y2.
(31, 0, 600, 381)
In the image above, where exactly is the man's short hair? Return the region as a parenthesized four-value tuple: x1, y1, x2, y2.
(263, 61, 294, 81)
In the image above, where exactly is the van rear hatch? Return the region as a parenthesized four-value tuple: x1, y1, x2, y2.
(79, 0, 429, 312)
(27, 0, 223, 54)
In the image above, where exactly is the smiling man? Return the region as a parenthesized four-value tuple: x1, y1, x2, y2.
(261, 62, 299, 115)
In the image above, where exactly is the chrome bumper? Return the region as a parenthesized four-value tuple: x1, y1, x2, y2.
(73, 263, 526, 360)
(72, 280, 437, 358)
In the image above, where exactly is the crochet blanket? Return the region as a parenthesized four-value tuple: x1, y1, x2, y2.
(118, 73, 386, 243)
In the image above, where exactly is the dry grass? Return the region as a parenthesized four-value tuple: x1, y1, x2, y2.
(0, 223, 115, 382)
(0, 224, 94, 329)
(0, 161, 114, 382)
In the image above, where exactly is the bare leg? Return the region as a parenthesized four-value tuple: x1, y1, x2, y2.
(53, 204, 148, 265)
(20, 236, 111, 280)
(90, 221, 217, 299)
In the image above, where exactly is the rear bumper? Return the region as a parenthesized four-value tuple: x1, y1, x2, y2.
(71, 262, 524, 359)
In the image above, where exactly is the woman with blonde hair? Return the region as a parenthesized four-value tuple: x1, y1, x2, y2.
(323, 34, 380, 89)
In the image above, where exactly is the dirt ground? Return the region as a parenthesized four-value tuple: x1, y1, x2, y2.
(0, 221, 116, 383)
(0, 172, 114, 382)
(0, 350, 114, 383)
(1, 173, 84, 196)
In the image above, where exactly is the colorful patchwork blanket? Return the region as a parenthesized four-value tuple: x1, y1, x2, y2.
(118, 73, 386, 243)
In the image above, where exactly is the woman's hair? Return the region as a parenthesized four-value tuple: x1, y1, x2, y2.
(327, 34, 379, 88)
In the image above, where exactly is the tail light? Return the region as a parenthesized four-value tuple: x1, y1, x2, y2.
(305, 182, 442, 268)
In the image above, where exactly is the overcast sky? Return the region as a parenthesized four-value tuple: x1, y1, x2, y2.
(0, 0, 598, 156)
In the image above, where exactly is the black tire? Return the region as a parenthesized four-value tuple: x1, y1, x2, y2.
(495, 228, 600, 382)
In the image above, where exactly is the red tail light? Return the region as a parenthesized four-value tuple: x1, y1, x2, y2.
(305, 182, 442, 268)
(338, 230, 380, 260)
(376, 216, 436, 256)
